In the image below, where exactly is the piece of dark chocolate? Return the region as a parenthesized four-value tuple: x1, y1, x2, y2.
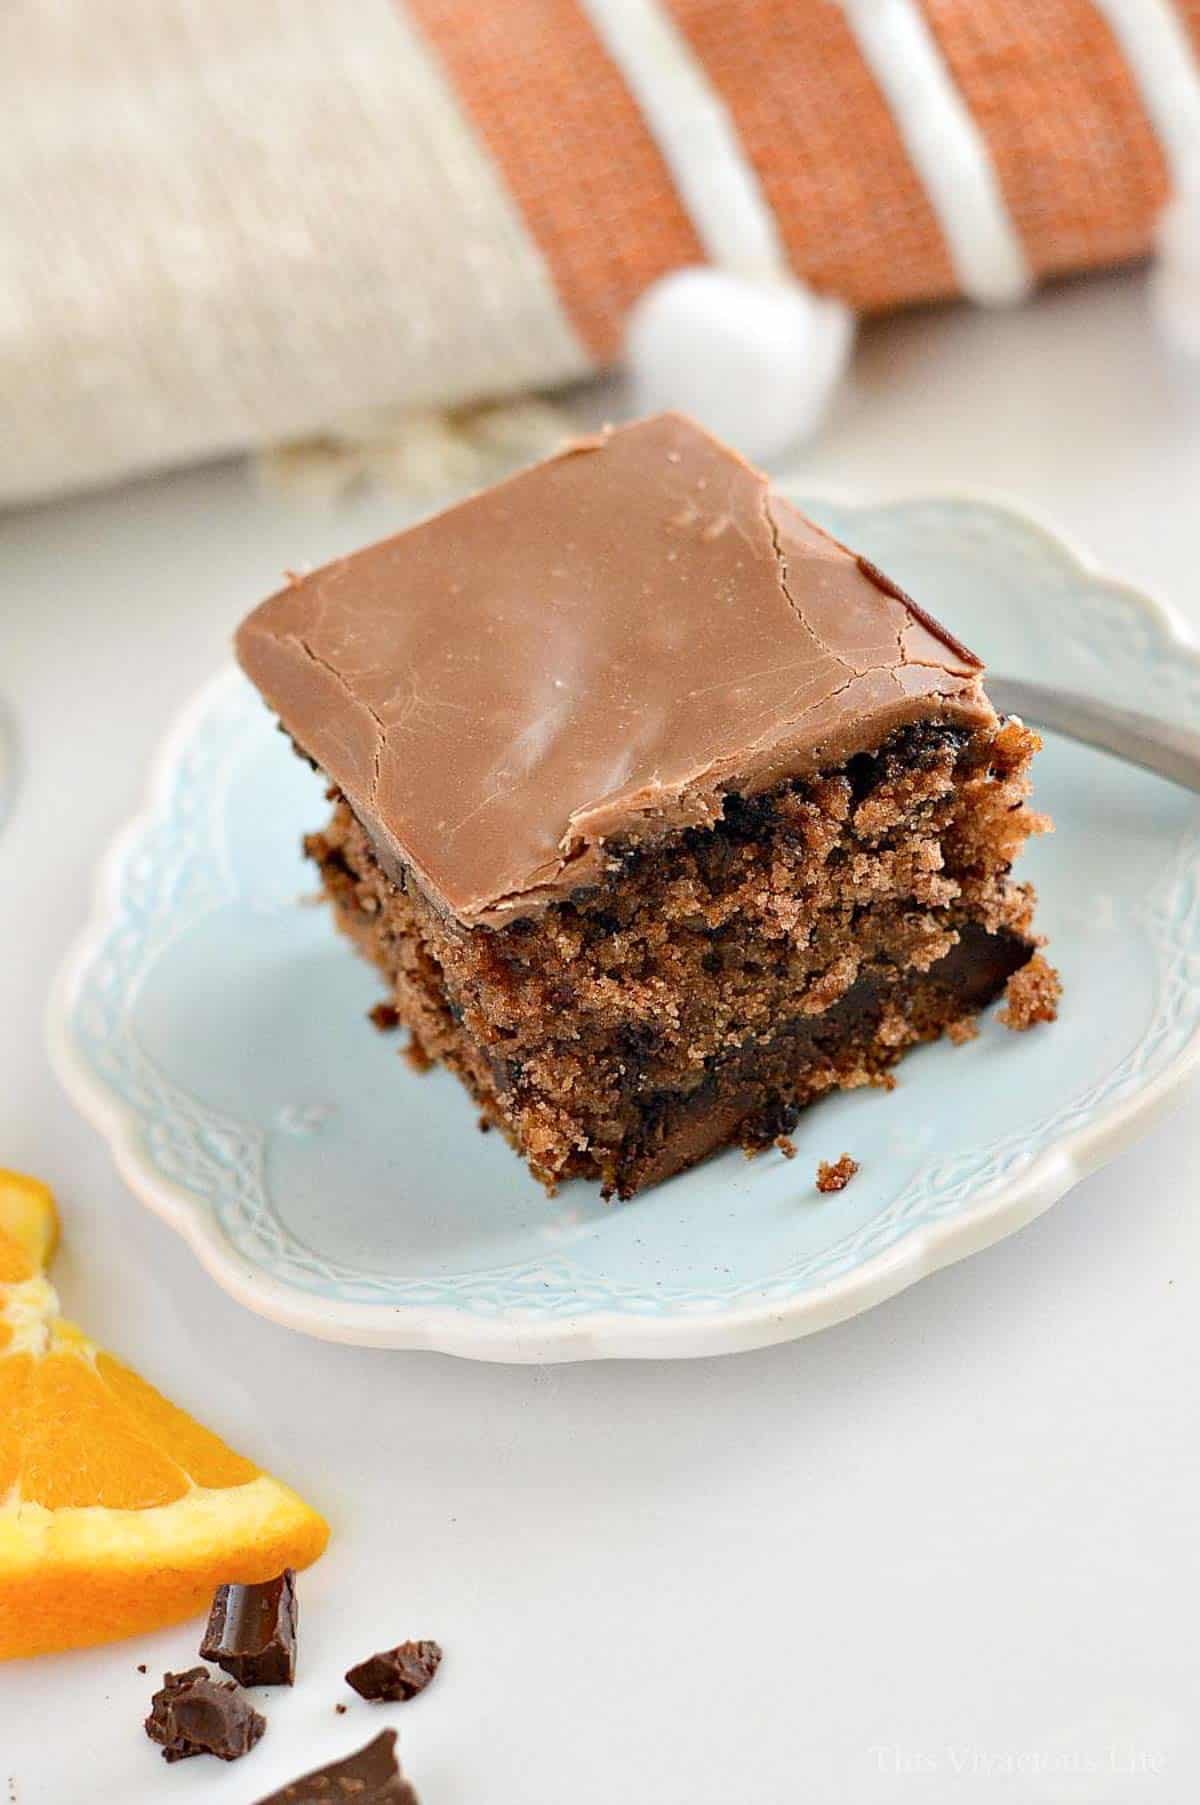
(253, 1729, 418, 1803)
(345, 1640, 442, 1703)
(144, 1667, 266, 1763)
(200, 1569, 298, 1686)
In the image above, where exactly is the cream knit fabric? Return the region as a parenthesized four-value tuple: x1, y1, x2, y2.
(0, 0, 586, 503)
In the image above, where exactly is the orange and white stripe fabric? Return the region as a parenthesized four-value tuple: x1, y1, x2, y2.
(2, 0, 1197, 502)
(411, 0, 1187, 345)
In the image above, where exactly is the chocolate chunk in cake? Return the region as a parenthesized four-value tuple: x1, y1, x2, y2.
(816, 1154, 860, 1194)
(200, 1570, 298, 1687)
(253, 1730, 418, 1803)
(144, 1667, 266, 1763)
(237, 413, 1053, 1199)
(346, 1640, 442, 1703)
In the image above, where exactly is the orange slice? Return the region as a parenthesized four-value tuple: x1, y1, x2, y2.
(0, 1171, 328, 1660)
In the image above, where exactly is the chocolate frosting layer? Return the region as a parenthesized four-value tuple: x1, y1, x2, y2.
(236, 414, 992, 926)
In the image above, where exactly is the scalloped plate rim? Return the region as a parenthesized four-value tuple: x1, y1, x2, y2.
(46, 486, 1200, 1361)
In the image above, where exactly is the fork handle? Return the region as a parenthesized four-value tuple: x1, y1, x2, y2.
(985, 676, 1200, 796)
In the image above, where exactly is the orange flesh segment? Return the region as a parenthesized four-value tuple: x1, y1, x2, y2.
(0, 1173, 58, 1273)
(20, 1351, 190, 1511)
(95, 1354, 259, 1490)
(0, 1230, 33, 1285)
(0, 1355, 33, 1497)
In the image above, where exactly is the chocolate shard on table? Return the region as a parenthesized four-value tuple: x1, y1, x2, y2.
(253, 1729, 419, 1803)
(346, 1638, 443, 1703)
(144, 1666, 266, 1763)
(237, 413, 1052, 1200)
(200, 1569, 298, 1686)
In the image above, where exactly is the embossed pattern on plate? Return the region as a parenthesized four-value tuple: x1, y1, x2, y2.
(49, 497, 1200, 1358)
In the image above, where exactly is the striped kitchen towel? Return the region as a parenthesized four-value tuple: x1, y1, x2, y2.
(3, 0, 1199, 503)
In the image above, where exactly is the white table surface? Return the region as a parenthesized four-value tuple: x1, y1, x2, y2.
(3, 269, 1199, 1804)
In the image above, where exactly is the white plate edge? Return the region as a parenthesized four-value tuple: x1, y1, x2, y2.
(45, 489, 1200, 1362)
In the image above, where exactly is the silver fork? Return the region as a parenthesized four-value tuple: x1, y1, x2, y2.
(986, 677, 1200, 796)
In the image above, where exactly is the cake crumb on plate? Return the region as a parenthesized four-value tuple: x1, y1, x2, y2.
(816, 1154, 860, 1194)
(946, 1014, 979, 1045)
(999, 954, 1061, 1030)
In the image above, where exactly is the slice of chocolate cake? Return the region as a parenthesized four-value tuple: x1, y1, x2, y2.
(237, 413, 1050, 1199)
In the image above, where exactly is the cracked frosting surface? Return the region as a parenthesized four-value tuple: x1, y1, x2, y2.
(236, 413, 994, 926)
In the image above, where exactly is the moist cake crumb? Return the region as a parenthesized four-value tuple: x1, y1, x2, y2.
(402, 1035, 433, 1073)
(816, 1155, 860, 1194)
(1000, 954, 1062, 1030)
(946, 1014, 980, 1045)
(369, 1001, 400, 1032)
(305, 714, 1045, 1199)
(774, 1135, 798, 1160)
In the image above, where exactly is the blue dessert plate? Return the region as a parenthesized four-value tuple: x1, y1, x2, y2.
(49, 495, 1200, 1360)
